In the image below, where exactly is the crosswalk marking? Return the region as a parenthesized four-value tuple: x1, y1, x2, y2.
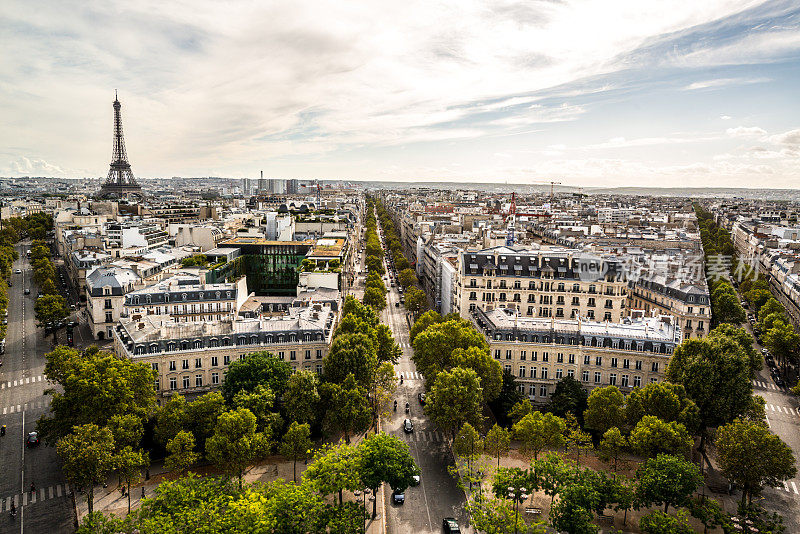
(766, 404, 798, 416)
(1, 375, 45, 391)
(0, 484, 70, 511)
(398, 371, 421, 380)
(0, 399, 49, 415)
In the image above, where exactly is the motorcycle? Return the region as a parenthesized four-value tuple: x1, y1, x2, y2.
(393, 400, 397, 412)
(400, 375, 404, 384)
(405, 402, 410, 414)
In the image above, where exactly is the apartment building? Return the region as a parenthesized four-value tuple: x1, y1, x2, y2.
(472, 307, 681, 402)
(114, 303, 335, 398)
(123, 275, 248, 323)
(628, 278, 709, 339)
(455, 246, 628, 322)
(86, 266, 141, 340)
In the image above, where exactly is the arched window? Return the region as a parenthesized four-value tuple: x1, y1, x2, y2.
(181, 340, 190, 351)
(193, 340, 202, 349)
(182, 293, 187, 300)
(209, 338, 219, 348)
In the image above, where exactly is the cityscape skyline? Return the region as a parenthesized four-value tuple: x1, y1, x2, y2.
(2, 1, 800, 188)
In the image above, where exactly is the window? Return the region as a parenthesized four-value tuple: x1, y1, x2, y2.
(542, 352, 549, 362)
(568, 354, 575, 364)
(104, 298, 112, 309)
(305, 350, 311, 360)
(623, 358, 630, 369)
(469, 291, 477, 301)
(518, 366, 526, 378)
(539, 385, 548, 398)
(195, 358, 202, 369)
(506, 350, 512, 360)
(531, 367, 537, 379)
(182, 359, 189, 370)
(594, 372, 601, 384)
(169, 361, 176, 371)
(224, 355, 231, 365)
(195, 375, 203, 387)
(556, 368, 563, 379)
(520, 350, 526, 361)
(611, 357, 617, 368)
(316, 349, 323, 359)
(583, 355, 591, 365)
(494, 349, 501, 359)
(635, 360, 642, 371)
(582, 370, 589, 382)
(212, 372, 219, 385)
(651, 362, 659, 373)
(316, 364, 323, 375)
(621, 375, 629, 387)
(182, 376, 190, 389)
(211, 356, 218, 367)
(595, 356, 602, 366)
(504, 364, 512, 373)
(567, 369, 575, 378)
(541, 367, 548, 380)
(634, 376, 642, 388)
(151, 362, 159, 371)
(278, 351, 285, 360)
(169, 377, 177, 390)
(105, 312, 113, 323)
(557, 353, 564, 363)
(609, 373, 617, 385)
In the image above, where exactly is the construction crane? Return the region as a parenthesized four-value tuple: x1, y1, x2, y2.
(315, 180, 321, 209)
(529, 180, 563, 202)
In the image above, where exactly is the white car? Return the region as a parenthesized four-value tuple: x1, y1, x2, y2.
(14, 269, 22, 274)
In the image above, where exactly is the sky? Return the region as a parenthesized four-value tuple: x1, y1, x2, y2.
(2, 0, 800, 188)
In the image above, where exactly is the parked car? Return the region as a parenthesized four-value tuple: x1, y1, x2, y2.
(412, 474, 420, 486)
(442, 517, 461, 534)
(14, 269, 22, 274)
(403, 418, 413, 433)
(392, 491, 405, 505)
(418, 392, 426, 405)
(24, 288, 30, 295)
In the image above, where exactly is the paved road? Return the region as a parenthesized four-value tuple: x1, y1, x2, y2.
(372, 218, 471, 534)
(0, 242, 72, 534)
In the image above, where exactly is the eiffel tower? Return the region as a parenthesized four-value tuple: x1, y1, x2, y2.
(98, 91, 143, 199)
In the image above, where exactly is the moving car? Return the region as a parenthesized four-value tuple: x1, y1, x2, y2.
(442, 517, 461, 534)
(392, 490, 405, 505)
(411, 474, 420, 486)
(24, 288, 30, 295)
(14, 269, 22, 274)
(403, 418, 413, 433)
(418, 392, 426, 405)
(26, 432, 40, 448)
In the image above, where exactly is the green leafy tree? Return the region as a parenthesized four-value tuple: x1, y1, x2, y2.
(635, 454, 702, 513)
(324, 374, 371, 443)
(359, 432, 419, 518)
(363, 286, 387, 310)
(764, 319, 800, 378)
(220, 351, 292, 402)
(302, 441, 362, 505)
(232, 385, 281, 435)
(513, 411, 566, 460)
(744, 288, 772, 313)
(425, 366, 484, 440)
(185, 391, 227, 453)
(488, 369, 525, 427)
(34, 293, 69, 340)
(57, 424, 117, 515)
(324, 332, 378, 387)
(509, 398, 534, 424)
(468, 495, 545, 534)
(715, 419, 797, 506)
(404, 286, 427, 315)
(412, 318, 488, 381)
(206, 408, 271, 488)
(280, 421, 313, 482)
(398, 268, 417, 289)
(116, 446, 149, 514)
(584, 385, 625, 435)
(409, 310, 442, 344)
(373, 324, 401, 364)
(164, 430, 199, 476)
(454, 423, 483, 484)
(38, 346, 156, 445)
(484, 424, 511, 468)
(549, 474, 601, 534)
(549, 375, 589, 423)
(563, 413, 594, 466)
(107, 413, 145, 451)
(639, 510, 694, 534)
(451, 346, 503, 402)
(629, 416, 693, 458)
(284, 371, 321, 425)
(154, 394, 188, 446)
(366, 361, 397, 429)
(624, 382, 700, 433)
(598, 427, 628, 475)
(532, 453, 576, 507)
(707, 324, 761, 377)
(713, 291, 746, 325)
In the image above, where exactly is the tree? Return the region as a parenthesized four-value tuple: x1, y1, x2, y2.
(598, 427, 628, 475)
(758, 298, 784, 326)
(563, 413, 594, 466)
(373, 324, 401, 364)
(341, 295, 379, 329)
(232, 385, 281, 436)
(639, 510, 694, 534)
(324, 374, 371, 443)
(468, 495, 546, 534)
(324, 332, 378, 387)
(359, 432, 419, 518)
(33, 294, 69, 340)
(509, 398, 534, 424)
(412, 319, 488, 382)
(164, 430, 199, 476)
(484, 424, 511, 468)
(220, 351, 292, 402)
(488, 369, 524, 427)
(584, 385, 625, 435)
(398, 268, 417, 289)
(425, 367, 484, 440)
(454, 423, 483, 485)
(366, 361, 397, 429)
(154, 394, 188, 446)
(513, 411, 566, 460)
(451, 346, 503, 402)
(284, 371, 321, 425)
(57, 424, 117, 515)
(764, 319, 800, 378)
(107, 413, 144, 451)
(38, 346, 156, 445)
(404, 286, 427, 315)
(363, 287, 387, 310)
(629, 416, 693, 458)
(280, 421, 313, 482)
(409, 310, 442, 344)
(185, 391, 227, 453)
(713, 291, 746, 325)
(549, 376, 589, 423)
(532, 453, 576, 507)
(715, 419, 797, 506)
(744, 288, 772, 313)
(549, 476, 600, 534)
(303, 441, 362, 505)
(206, 408, 270, 488)
(707, 324, 761, 377)
(116, 446, 148, 514)
(635, 454, 702, 513)
(624, 382, 700, 432)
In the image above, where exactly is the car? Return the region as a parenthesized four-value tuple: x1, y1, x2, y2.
(24, 288, 30, 295)
(411, 474, 420, 486)
(14, 269, 22, 274)
(418, 392, 426, 405)
(392, 491, 405, 505)
(403, 418, 413, 433)
(443, 517, 461, 534)
(395, 302, 400, 308)
(761, 348, 769, 355)
(775, 377, 786, 388)
(26, 432, 40, 448)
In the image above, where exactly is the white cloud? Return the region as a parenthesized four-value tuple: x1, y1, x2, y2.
(585, 134, 719, 149)
(683, 77, 770, 90)
(720, 115, 732, 120)
(725, 126, 767, 138)
(6, 156, 70, 176)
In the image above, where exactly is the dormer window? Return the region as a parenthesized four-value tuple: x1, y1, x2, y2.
(182, 293, 187, 300)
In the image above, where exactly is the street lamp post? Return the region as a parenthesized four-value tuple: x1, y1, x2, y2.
(508, 486, 528, 534)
